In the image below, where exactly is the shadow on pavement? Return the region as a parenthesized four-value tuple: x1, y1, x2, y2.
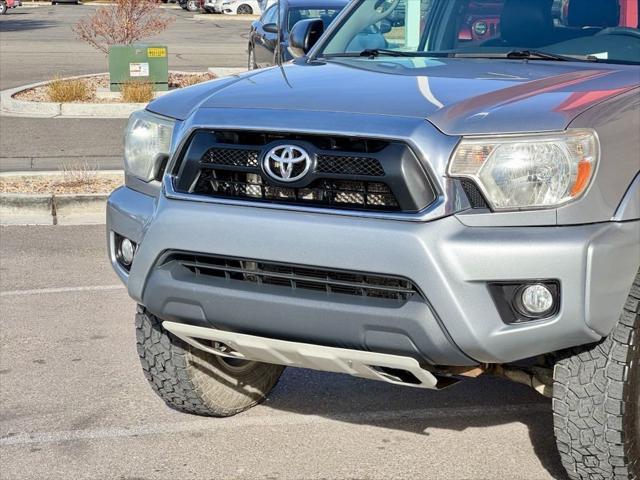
(265, 368, 568, 480)
(0, 18, 58, 32)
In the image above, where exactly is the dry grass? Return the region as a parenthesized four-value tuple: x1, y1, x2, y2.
(0, 169, 123, 195)
(59, 159, 100, 189)
(0, 161, 122, 195)
(46, 77, 91, 102)
(121, 80, 155, 103)
(16, 72, 218, 104)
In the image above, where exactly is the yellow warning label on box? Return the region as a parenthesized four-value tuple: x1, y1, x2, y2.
(147, 47, 167, 58)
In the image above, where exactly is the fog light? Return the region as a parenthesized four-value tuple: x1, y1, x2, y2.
(118, 237, 136, 267)
(520, 284, 554, 315)
(489, 280, 559, 324)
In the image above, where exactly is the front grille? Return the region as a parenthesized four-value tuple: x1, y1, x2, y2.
(166, 252, 420, 302)
(173, 130, 437, 214)
(193, 169, 399, 211)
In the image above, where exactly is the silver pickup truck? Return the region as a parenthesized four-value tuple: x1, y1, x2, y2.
(107, 0, 640, 478)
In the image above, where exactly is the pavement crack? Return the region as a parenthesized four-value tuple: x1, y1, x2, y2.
(51, 194, 57, 225)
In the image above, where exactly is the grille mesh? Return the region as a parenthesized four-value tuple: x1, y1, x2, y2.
(460, 179, 489, 209)
(166, 252, 420, 302)
(193, 170, 399, 210)
(202, 147, 260, 168)
(316, 155, 384, 177)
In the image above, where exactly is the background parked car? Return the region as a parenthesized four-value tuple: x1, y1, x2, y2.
(248, 0, 346, 68)
(206, 0, 261, 14)
(0, 0, 21, 14)
(179, 0, 203, 12)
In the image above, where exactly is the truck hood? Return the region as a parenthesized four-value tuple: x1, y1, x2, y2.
(148, 58, 639, 135)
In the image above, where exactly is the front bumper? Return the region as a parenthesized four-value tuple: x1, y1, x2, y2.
(107, 186, 640, 365)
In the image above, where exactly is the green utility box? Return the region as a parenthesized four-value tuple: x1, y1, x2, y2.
(108, 44, 169, 92)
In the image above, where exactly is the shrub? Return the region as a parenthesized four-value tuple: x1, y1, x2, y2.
(121, 80, 155, 103)
(58, 159, 99, 188)
(46, 78, 91, 102)
(73, 0, 174, 55)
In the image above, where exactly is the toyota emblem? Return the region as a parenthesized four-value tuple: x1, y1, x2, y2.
(262, 145, 312, 183)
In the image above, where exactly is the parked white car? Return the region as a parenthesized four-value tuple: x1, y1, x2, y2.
(204, 0, 261, 14)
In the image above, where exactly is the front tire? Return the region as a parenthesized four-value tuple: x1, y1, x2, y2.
(236, 3, 252, 14)
(553, 270, 639, 479)
(135, 307, 285, 417)
(186, 0, 199, 12)
(0, 3, 7, 14)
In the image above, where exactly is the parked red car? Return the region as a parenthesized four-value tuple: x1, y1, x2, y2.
(458, 1, 503, 43)
(0, 0, 21, 14)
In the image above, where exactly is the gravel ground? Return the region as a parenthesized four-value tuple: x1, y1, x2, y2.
(0, 172, 122, 194)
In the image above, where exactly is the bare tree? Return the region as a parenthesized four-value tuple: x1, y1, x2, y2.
(73, 0, 174, 55)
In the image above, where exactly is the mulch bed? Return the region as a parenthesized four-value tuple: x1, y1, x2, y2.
(14, 72, 216, 104)
(0, 174, 124, 195)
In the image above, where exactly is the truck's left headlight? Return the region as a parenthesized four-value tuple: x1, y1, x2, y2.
(448, 129, 599, 210)
(124, 110, 175, 182)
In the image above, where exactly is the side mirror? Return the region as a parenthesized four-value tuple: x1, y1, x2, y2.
(288, 18, 325, 58)
(263, 22, 278, 34)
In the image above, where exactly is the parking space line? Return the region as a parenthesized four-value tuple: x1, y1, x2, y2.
(0, 285, 125, 297)
(0, 403, 549, 447)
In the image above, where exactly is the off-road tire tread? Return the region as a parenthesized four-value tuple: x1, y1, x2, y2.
(553, 270, 640, 480)
(135, 306, 285, 417)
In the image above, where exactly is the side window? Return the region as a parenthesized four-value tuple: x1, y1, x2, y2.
(261, 5, 277, 24)
(287, 8, 343, 31)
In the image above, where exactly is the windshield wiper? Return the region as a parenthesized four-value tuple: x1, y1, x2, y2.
(322, 49, 445, 59)
(506, 50, 571, 61)
(451, 50, 598, 62)
(358, 48, 419, 58)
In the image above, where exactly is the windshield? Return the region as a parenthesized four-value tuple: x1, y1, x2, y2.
(287, 7, 343, 31)
(317, 0, 640, 65)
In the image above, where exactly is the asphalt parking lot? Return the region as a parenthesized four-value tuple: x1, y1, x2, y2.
(2, 5, 567, 480)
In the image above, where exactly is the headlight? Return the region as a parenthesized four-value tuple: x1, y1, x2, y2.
(124, 110, 175, 182)
(448, 129, 598, 210)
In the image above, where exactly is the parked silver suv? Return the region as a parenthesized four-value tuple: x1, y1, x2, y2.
(108, 0, 640, 478)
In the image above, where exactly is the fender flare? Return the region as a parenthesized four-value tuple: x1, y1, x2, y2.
(613, 171, 640, 221)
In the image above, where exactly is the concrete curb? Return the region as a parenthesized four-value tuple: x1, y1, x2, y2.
(0, 192, 110, 225)
(207, 67, 246, 77)
(0, 170, 122, 225)
(0, 68, 246, 119)
(0, 73, 146, 119)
